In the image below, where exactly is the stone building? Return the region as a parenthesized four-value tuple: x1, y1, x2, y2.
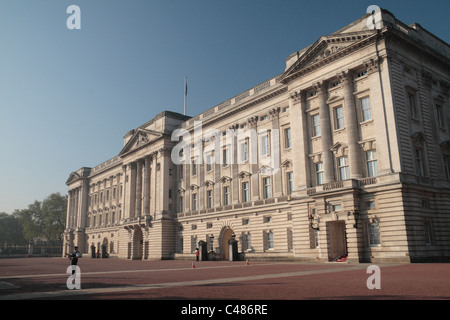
(64, 9, 450, 263)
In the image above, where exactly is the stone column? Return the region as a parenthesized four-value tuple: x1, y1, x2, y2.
(269, 107, 282, 197)
(66, 190, 72, 229)
(143, 156, 151, 215)
(248, 116, 260, 200)
(339, 70, 363, 179)
(135, 160, 143, 217)
(129, 163, 137, 218)
(289, 90, 311, 191)
(316, 80, 334, 183)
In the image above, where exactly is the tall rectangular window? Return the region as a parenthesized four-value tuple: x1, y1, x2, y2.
(206, 154, 213, 172)
(207, 190, 213, 208)
(246, 233, 252, 250)
(179, 164, 184, 180)
(335, 106, 345, 129)
(240, 141, 248, 162)
(263, 177, 272, 199)
(287, 172, 294, 195)
(192, 193, 197, 211)
(415, 148, 425, 176)
(192, 158, 197, 176)
(368, 222, 380, 246)
(408, 93, 417, 119)
(223, 148, 230, 167)
(242, 182, 249, 202)
(444, 155, 450, 180)
(267, 231, 274, 249)
(315, 162, 324, 185)
(361, 97, 372, 121)
(312, 114, 321, 136)
(179, 196, 184, 212)
(223, 186, 230, 205)
(261, 134, 270, 156)
(366, 150, 378, 177)
(284, 128, 292, 149)
(338, 156, 350, 180)
(436, 103, 445, 128)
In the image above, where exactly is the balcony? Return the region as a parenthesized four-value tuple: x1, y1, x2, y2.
(306, 178, 378, 195)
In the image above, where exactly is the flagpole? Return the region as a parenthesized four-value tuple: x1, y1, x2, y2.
(184, 76, 187, 115)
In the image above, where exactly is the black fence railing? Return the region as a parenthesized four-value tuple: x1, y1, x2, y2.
(0, 245, 62, 257)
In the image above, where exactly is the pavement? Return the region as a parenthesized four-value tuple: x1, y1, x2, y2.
(0, 257, 448, 316)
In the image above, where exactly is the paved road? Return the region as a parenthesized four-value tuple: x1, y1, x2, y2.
(0, 258, 448, 306)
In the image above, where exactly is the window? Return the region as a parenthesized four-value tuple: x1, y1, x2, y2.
(260, 115, 268, 121)
(408, 92, 417, 119)
(366, 201, 376, 209)
(245, 233, 252, 250)
(424, 220, 432, 245)
(368, 222, 381, 246)
(223, 148, 230, 167)
(332, 204, 342, 212)
(284, 128, 292, 149)
(436, 103, 445, 128)
(366, 150, 378, 177)
(261, 134, 270, 156)
(179, 196, 184, 212)
(207, 190, 213, 208)
(315, 162, 324, 185)
(206, 154, 213, 172)
(191, 193, 197, 211)
(242, 182, 249, 202)
(312, 114, 321, 136)
(192, 158, 197, 176)
(338, 156, 350, 180)
(287, 172, 294, 195)
(335, 106, 345, 129)
(223, 186, 230, 205)
(267, 231, 274, 249)
(415, 148, 425, 176)
(240, 141, 248, 162)
(444, 155, 450, 180)
(179, 164, 184, 180)
(263, 177, 272, 199)
(361, 97, 372, 121)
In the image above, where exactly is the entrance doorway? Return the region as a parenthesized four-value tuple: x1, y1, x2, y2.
(327, 220, 347, 261)
(220, 227, 235, 261)
(132, 227, 143, 260)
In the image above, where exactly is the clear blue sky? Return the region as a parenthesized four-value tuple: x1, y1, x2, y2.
(0, 0, 448, 213)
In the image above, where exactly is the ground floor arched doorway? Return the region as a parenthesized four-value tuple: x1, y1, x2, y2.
(220, 227, 235, 261)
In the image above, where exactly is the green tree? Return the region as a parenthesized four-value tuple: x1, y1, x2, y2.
(0, 212, 26, 247)
(14, 193, 67, 246)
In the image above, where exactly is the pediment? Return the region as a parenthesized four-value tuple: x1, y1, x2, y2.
(119, 129, 163, 156)
(281, 31, 374, 83)
(411, 131, 426, 145)
(330, 142, 348, 157)
(65, 172, 81, 185)
(219, 176, 232, 183)
(281, 159, 292, 168)
(203, 180, 215, 187)
(238, 171, 252, 179)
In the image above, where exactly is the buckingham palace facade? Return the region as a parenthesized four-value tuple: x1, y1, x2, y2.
(64, 9, 450, 263)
